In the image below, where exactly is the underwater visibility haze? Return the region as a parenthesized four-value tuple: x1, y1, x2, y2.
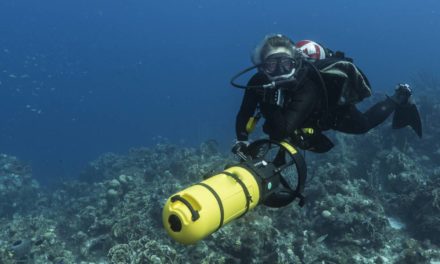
(0, 0, 439, 183)
(0, 0, 440, 263)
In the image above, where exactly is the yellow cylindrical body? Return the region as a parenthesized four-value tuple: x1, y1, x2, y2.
(162, 166, 260, 244)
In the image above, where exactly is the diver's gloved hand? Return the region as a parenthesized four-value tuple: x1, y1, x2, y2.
(390, 83, 412, 105)
(232, 140, 250, 155)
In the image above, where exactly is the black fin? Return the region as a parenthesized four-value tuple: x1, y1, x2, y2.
(392, 103, 423, 138)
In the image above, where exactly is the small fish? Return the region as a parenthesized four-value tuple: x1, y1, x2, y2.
(9, 74, 17, 78)
(316, 234, 328, 243)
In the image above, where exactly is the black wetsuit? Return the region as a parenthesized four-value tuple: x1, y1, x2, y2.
(235, 60, 397, 150)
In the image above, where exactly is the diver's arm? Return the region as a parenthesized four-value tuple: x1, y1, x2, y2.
(236, 88, 258, 140)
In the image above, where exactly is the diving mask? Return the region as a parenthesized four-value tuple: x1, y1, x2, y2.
(261, 53, 297, 81)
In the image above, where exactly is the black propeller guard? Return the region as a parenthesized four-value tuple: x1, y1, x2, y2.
(245, 139, 307, 208)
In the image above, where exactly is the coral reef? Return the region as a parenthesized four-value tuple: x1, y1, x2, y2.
(1, 88, 440, 263)
(0, 154, 41, 217)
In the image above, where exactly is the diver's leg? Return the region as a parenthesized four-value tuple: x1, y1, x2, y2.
(333, 99, 396, 134)
(334, 84, 422, 137)
(361, 98, 398, 130)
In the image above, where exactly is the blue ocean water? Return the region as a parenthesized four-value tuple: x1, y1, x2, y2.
(0, 0, 439, 185)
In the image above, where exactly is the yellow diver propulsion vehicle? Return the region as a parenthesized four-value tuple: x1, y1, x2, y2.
(162, 139, 307, 244)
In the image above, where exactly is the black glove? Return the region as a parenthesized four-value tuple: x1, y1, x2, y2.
(390, 83, 412, 105)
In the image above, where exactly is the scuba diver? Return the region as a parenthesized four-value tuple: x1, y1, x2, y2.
(162, 37, 422, 244)
(231, 34, 422, 153)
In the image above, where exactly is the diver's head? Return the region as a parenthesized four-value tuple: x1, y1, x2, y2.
(252, 34, 299, 81)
